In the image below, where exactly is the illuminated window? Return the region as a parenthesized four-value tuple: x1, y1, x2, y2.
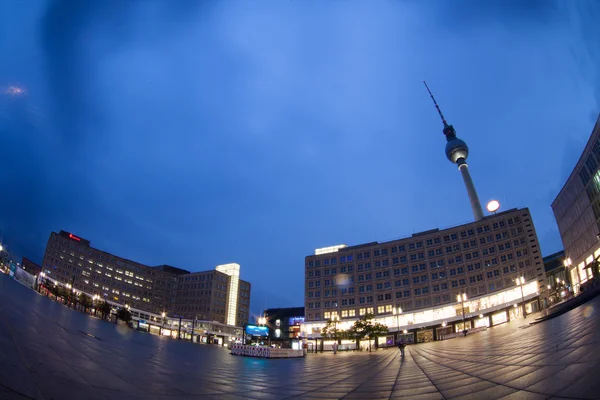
(359, 308, 366, 316)
(324, 312, 331, 319)
(348, 310, 356, 317)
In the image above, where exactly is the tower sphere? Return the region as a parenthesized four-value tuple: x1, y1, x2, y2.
(445, 137, 469, 164)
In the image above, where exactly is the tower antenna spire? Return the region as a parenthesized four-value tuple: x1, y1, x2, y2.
(423, 81, 448, 127)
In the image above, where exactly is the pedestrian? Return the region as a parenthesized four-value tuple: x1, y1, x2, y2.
(397, 339, 406, 358)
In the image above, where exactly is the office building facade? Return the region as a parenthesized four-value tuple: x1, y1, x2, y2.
(41, 230, 250, 326)
(552, 115, 600, 292)
(302, 208, 547, 342)
(173, 264, 251, 327)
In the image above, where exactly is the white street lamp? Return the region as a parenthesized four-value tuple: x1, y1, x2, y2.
(393, 306, 402, 345)
(516, 276, 527, 319)
(457, 293, 467, 330)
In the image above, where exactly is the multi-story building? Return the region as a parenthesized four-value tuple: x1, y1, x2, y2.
(302, 208, 547, 343)
(21, 257, 42, 276)
(263, 307, 305, 346)
(40, 230, 250, 327)
(543, 250, 571, 304)
(173, 263, 251, 327)
(552, 114, 600, 292)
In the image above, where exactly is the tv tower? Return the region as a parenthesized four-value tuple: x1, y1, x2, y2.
(423, 81, 484, 221)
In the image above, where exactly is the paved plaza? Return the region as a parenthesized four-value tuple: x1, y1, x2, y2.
(1, 275, 600, 399)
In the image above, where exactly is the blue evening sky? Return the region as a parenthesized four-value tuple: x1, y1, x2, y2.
(1, 0, 599, 317)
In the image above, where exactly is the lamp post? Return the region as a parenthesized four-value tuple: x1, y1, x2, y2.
(393, 306, 402, 344)
(457, 293, 467, 333)
(516, 276, 527, 319)
(258, 315, 268, 346)
(69, 275, 76, 307)
(331, 314, 340, 354)
(177, 315, 183, 340)
(161, 311, 166, 336)
(191, 316, 197, 343)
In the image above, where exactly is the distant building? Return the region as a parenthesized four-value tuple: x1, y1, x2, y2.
(41, 230, 250, 327)
(173, 263, 251, 327)
(552, 114, 600, 292)
(21, 257, 42, 276)
(543, 250, 570, 304)
(263, 307, 305, 345)
(543, 250, 569, 287)
(303, 208, 547, 344)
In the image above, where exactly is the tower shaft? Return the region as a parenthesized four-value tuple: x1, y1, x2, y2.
(458, 162, 484, 221)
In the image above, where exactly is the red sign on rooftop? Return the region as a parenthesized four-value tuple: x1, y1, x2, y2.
(68, 233, 81, 241)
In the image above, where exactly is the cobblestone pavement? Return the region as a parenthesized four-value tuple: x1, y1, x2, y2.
(1, 274, 599, 399)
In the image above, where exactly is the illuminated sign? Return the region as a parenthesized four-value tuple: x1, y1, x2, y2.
(68, 233, 81, 241)
(245, 325, 269, 336)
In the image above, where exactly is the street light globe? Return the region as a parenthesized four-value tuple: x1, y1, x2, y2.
(0, 245, 3, 251)
(486, 200, 500, 213)
(403, 329, 408, 334)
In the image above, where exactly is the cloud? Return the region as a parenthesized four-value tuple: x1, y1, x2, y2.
(562, 1, 600, 111)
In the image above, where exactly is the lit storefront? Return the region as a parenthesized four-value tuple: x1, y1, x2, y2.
(416, 330, 434, 343)
(301, 282, 540, 344)
(491, 311, 508, 326)
(474, 315, 489, 328)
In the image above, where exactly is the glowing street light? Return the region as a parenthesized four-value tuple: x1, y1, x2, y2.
(331, 313, 340, 354)
(516, 276, 527, 319)
(393, 306, 402, 344)
(457, 293, 468, 331)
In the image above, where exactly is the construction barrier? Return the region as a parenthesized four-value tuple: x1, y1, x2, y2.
(230, 344, 304, 358)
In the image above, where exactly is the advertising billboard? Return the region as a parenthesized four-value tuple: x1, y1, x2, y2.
(245, 325, 269, 336)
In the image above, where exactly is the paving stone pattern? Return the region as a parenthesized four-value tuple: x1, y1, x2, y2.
(1, 274, 600, 399)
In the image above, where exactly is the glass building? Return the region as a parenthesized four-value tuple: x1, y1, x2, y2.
(552, 114, 600, 292)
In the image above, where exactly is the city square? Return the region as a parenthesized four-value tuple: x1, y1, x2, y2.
(2, 1, 600, 399)
(2, 273, 600, 399)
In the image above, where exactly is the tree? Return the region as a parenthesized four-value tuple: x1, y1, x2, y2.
(55, 286, 67, 302)
(321, 318, 345, 344)
(98, 301, 111, 320)
(349, 314, 389, 352)
(79, 294, 92, 313)
(116, 308, 132, 324)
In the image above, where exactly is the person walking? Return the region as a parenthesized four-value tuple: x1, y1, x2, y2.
(398, 339, 406, 358)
